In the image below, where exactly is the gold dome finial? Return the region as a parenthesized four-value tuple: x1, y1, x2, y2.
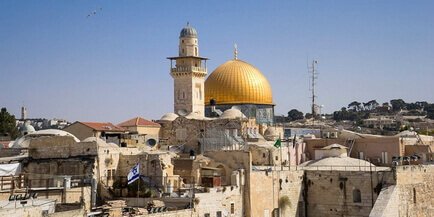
(234, 43, 238, 60)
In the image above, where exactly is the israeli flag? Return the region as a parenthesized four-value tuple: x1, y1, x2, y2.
(127, 163, 140, 185)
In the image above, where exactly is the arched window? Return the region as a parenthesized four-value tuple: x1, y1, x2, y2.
(195, 47, 198, 56)
(353, 189, 361, 203)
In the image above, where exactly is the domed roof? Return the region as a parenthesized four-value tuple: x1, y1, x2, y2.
(220, 108, 246, 119)
(12, 129, 80, 148)
(180, 23, 197, 38)
(205, 59, 273, 105)
(264, 127, 276, 136)
(264, 127, 278, 141)
(299, 157, 376, 170)
(160, 113, 179, 121)
(20, 124, 35, 134)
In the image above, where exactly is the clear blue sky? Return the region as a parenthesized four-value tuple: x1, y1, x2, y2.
(1, 1, 433, 123)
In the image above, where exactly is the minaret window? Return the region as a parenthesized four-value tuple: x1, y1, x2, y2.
(195, 47, 198, 56)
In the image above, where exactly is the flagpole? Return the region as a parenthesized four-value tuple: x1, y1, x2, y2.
(137, 162, 140, 207)
(280, 133, 283, 171)
(287, 136, 290, 171)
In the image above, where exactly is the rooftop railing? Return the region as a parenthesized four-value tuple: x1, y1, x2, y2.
(171, 66, 206, 73)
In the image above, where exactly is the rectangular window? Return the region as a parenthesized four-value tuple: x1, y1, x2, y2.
(231, 203, 235, 214)
(204, 214, 210, 217)
(359, 152, 364, 160)
(381, 151, 388, 164)
(216, 211, 222, 217)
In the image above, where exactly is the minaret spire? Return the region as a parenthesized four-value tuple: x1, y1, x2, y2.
(234, 43, 238, 60)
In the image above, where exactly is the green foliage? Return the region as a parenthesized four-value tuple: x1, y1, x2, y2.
(287, 109, 304, 121)
(0, 108, 19, 139)
(127, 180, 153, 197)
(348, 101, 362, 112)
(335, 99, 434, 121)
(390, 99, 406, 111)
(426, 104, 434, 120)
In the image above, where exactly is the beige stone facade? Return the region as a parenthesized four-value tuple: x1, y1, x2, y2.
(170, 25, 207, 117)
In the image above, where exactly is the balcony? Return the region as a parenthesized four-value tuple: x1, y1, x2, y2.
(171, 66, 206, 73)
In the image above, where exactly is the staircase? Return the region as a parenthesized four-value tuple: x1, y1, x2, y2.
(345, 138, 356, 156)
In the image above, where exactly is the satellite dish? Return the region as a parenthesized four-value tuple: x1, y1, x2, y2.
(146, 138, 157, 147)
(177, 109, 188, 116)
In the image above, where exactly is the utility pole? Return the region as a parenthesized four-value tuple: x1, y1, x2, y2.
(308, 60, 318, 125)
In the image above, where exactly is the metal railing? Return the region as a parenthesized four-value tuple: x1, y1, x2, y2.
(171, 66, 206, 73)
(252, 165, 392, 172)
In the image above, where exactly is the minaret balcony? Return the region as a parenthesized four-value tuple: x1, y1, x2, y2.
(171, 66, 207, 73)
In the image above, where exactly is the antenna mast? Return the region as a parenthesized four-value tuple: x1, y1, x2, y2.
(308, 60, 318, 120)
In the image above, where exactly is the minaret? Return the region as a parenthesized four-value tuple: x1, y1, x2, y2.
(21, 106, 27, 120)
(168, 23, 208, 116)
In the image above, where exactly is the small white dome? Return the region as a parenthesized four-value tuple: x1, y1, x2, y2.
(20, 123, 35, 134)
(160, 113, 179, 121)
(220, 108, 246, 119)
(263, 127, 278, 141)
(185, 112, 202, 119)
(264, 127, 277, 136)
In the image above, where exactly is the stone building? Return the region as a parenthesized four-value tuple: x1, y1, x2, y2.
(64, 121, 126, 145)
(117, 116, 161, 149)
(304, 129, 434, 166)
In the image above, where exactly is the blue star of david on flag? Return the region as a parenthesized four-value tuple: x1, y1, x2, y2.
(127, 163, 140, 185)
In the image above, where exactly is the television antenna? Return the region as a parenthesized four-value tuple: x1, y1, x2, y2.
(308, 60, 319, 123)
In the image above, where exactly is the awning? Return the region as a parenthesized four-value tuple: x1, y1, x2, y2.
(0, 163, 21, 176)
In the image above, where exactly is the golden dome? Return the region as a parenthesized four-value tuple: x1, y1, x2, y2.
(205, 59, 273, 105)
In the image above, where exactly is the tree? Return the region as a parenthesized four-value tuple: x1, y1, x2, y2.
(426, 104, 434, 120)
(390, 99, 406, 112)
(0, 108, 19, 139)
(348, 101, 362, 112)
(287, 109, 304, 121)
(365, 100, 379, 111)
(416, 101, 428, 109)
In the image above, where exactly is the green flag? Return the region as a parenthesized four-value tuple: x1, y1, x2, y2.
(274, 138, 281, 148)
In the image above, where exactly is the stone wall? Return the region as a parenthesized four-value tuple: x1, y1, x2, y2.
(195, 186, 243, 217)
(395, 165, 434, 217)
(49, 208, 84, 217)
(144, 209, 192, 217)
(304, 169, 395, 217)
(28, 136, 97, 159)
(249, 169, 304, 217)
(0, 204, 44, 217)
